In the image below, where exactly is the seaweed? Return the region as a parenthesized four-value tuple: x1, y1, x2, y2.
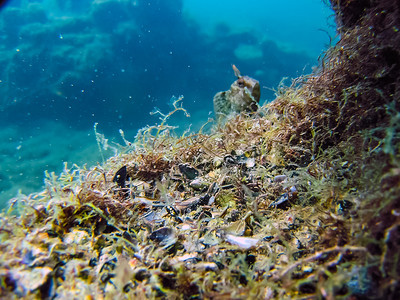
(0, 0, 399, 299)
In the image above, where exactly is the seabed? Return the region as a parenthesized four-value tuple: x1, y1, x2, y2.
(1, 1, 399, 299)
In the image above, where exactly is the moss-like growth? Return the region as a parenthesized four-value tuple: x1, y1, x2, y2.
(0, 1, 399, 299)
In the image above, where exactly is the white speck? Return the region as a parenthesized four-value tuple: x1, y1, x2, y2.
(181, 224, 191, 231)
(121, 68, 125, 72)
(246, 158, 255, 168)
(169, 51, 173, 55)
(59, 34, 63, 39)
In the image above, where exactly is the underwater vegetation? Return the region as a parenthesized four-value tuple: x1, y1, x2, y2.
(0, 0, 318, 206)
(0, 0, 399, 299)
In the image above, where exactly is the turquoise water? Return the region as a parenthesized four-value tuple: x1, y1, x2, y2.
(183, 0, 334, 57)
(0, 0, 335, 208)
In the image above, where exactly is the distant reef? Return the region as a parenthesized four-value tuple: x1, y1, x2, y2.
(0, 1, 399, 299)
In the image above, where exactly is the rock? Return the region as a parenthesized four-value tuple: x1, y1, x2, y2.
(178, 163, 199, 179)
(11, 266, 53, 295)
(63, 229, 90, 245)
(225, 234, 259, 249)
(189, 178, 208, 190)
(274, 175, 287, 183)
(149, 227, 175, 244)
(245, 157, 256, 168)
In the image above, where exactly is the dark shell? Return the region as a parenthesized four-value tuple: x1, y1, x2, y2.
(178, 163, 199, 180)
(113, 166, 128, 188)
(149, 227, 174, 243)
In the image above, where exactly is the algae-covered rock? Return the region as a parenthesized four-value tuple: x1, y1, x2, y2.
(0, 1, 399, 299)
(213, 65, 260, 120)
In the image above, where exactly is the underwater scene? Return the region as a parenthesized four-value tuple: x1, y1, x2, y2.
(0, 0, 333, 207)
(1, 0, 399, 299)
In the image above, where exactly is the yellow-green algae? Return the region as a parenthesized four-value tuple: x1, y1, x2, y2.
(1, 0, 400, 299)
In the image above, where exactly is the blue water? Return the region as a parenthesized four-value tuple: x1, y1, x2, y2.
(0, 0, 335, 208)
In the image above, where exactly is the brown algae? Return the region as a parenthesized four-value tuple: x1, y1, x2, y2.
(1, 1, 400, 299)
